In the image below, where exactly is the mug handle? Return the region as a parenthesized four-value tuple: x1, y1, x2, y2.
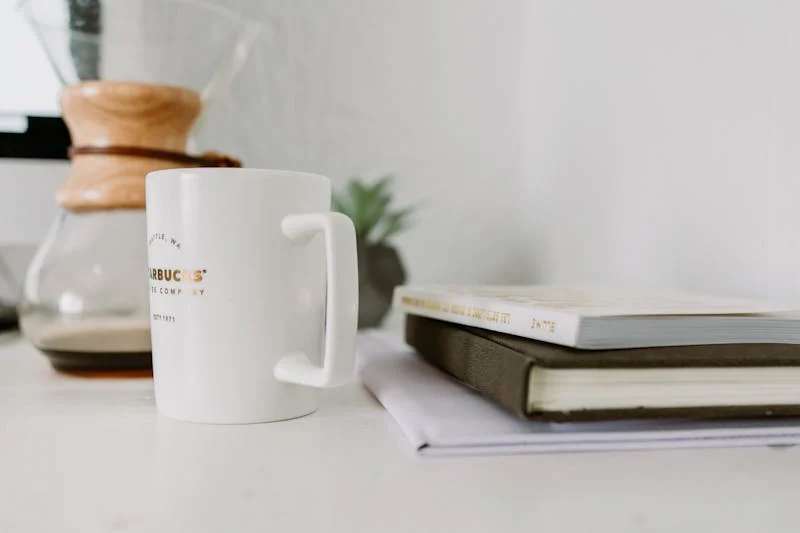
(273, 213, 359, 388)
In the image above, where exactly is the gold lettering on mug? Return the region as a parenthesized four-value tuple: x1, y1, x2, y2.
(148, 233, 182, 250)
(149, 268, 207, 283)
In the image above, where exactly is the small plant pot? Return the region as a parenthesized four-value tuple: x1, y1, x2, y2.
(357, 241, 406, 329)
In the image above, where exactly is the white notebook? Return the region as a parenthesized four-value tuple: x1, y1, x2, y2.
(392, 284, 800, 349)
(356, 333, 800, 456)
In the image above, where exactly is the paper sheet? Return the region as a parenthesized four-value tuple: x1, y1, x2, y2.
(357, 333, 800, 456)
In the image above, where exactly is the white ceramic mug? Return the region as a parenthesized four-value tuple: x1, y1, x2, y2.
(145, 168, 358, 424)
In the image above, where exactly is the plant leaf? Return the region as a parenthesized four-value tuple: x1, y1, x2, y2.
(346, 180, 371, 236)
(351, 175, 395, 239)
(359, 176, 393, 228)
(332, 175, 418, 242)
(374, 206, 415, 243)
(360, 193, 391, 241)
(367, 174, 394, 203)
(331, 190, 349, 215)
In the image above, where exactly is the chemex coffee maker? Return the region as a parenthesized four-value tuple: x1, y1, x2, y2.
(17, 0, 260, 373)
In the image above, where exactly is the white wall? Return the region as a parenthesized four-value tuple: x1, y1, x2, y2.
(0, 160, 66, 244)
(0, 160, 66, 301)
(197, 0, 527, 285)
(522, 0, 800, 303)
(11, 0, 799, 305)
(2, 0, 526, 288)
(0, 3, 62, 118)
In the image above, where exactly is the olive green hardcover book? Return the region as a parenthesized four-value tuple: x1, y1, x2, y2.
(405, 315, 800, 422)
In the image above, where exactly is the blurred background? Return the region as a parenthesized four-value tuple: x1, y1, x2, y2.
(3, 0, 800, 322)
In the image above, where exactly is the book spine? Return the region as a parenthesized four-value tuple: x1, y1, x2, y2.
(392, 288, 582, 348)
(405, 315, 532, 419)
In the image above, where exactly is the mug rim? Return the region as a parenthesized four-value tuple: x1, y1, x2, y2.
(146, 167, 329, 184)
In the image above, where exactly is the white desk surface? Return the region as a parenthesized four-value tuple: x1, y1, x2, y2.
(1, 331, 799, 533)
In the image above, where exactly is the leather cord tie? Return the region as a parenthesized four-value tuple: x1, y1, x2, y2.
(68, 145, 243, 168)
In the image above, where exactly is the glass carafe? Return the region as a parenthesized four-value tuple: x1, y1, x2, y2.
(17, 0, 260, 373)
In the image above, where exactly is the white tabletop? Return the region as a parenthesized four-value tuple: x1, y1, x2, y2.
(1, 331, 799, 533)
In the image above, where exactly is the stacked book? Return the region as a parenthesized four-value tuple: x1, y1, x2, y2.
(391, 284, 800, 422)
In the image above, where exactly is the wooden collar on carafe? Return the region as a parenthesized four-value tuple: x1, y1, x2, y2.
(58, 147, 242, 212)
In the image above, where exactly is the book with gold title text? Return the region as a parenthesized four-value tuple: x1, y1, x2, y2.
(392, 284, 800, 349)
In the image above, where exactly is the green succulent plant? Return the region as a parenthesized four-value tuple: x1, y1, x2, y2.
(331, 175, 415, 244)
(332, 175, 416, 328)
